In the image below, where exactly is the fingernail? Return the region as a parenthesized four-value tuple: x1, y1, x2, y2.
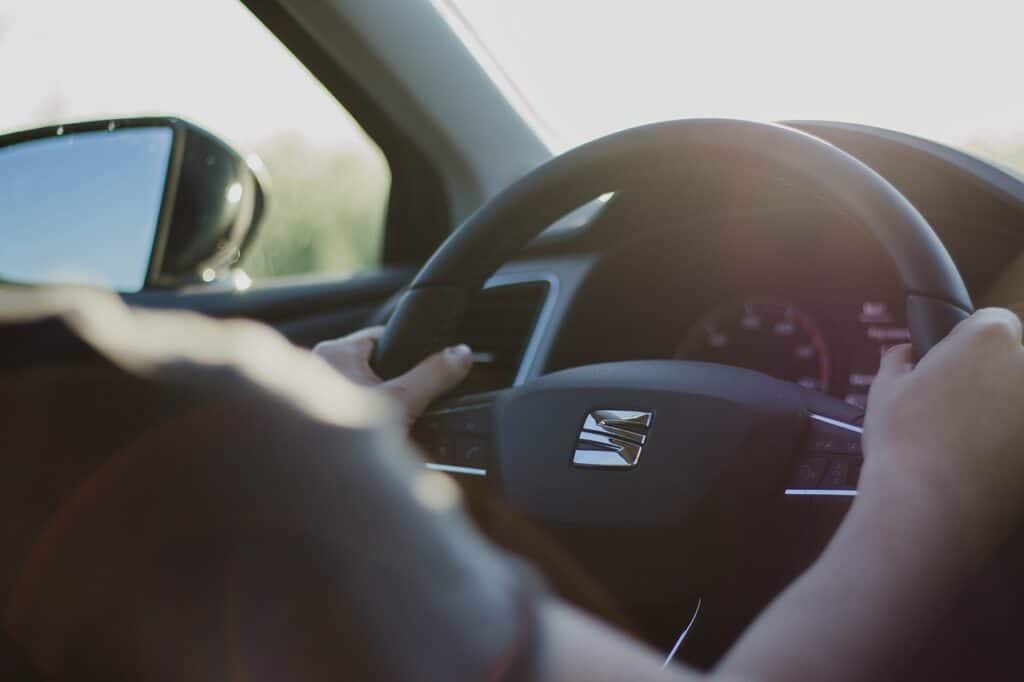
(445, 344, 472, 360)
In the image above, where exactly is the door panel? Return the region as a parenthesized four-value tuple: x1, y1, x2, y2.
(124, 267, 414, 348)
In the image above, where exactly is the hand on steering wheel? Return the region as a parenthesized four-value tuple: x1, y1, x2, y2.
(314, 326, 473, 424)
(863, 307, 1024, 554)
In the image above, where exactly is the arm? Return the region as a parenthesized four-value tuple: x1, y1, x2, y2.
(713, 466, 971, 680)
(716, 308, 1024, 681)
(534, 493, 966, 682)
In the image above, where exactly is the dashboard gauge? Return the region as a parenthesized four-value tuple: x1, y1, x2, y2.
(679, 298, 832, 391)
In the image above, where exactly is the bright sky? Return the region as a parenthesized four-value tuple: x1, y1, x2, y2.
(452, 0, 1024, 153)
(0, 0, 369, 151)
(3, 1, 1024, 159)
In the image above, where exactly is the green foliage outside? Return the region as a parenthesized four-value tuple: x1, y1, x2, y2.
(240, 133, 391, 281)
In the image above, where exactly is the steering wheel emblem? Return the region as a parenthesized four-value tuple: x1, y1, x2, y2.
(572, 410, 653, 469)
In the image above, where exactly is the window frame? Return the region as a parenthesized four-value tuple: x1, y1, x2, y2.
(242, 0, 452, 270)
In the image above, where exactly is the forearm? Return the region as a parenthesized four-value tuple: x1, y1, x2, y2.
(716, 476, 981, 681)
(536, 477, 985, 682)
(538, 598, 767, 682)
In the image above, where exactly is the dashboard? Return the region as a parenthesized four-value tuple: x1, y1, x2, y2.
(517, 122, 1024, 409)
(678, 295, 906, 408)
(539, 204, 917, 407)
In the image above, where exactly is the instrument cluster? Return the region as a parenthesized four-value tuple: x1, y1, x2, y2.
(680, 296, 910, 407)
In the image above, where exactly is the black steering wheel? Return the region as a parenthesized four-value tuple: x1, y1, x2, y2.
(372, 119, 974, 620)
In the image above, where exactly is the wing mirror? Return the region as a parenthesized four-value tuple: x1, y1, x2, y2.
(0, 117, 267, 292)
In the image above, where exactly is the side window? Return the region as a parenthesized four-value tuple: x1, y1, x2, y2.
(0, 0, 390, 284)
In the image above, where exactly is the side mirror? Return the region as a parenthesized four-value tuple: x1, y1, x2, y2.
(0, 117, 267, 292)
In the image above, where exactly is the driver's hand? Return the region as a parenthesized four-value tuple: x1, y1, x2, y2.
(862, 307, 1024, 554)
(313, 326, 473, 423)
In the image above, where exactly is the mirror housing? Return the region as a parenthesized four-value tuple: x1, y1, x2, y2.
(0, 117, 267, 291)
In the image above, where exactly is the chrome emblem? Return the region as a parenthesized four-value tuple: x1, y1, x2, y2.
(572, 410, 653, 469)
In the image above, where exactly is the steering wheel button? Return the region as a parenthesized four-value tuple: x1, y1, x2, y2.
(805, 418, 862, 457)
(433, 436, 456, 464)
(456, 436, 489, 468)
(451, 409, 491, 435)
(822, 458, 851, 489)
(812, 437, 838, 452)
(790, 456, 828, 488)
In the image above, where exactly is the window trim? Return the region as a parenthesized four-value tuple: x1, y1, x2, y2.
(241, 0, 451, 268)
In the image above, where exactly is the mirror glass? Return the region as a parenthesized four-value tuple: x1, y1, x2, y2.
(0, 127, 173, 292)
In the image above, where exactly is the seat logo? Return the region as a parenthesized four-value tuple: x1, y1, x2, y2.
(572, 410, 653, 469)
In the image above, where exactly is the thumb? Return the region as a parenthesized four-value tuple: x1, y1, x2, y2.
(874, 343, 914, 384)
(381, 344, 474, 419)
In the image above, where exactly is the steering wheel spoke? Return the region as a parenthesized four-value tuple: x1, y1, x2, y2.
(411, 392, 501, 477)
(784, 413, 863, 497)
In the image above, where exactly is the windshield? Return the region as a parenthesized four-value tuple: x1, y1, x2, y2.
(449, 1, 1024, 171)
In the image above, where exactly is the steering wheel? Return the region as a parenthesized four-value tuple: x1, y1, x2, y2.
(372, 119, 974, 620)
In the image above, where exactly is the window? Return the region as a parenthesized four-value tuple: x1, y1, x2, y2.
(449, 0, 1024, 172)
(0, 0, 390, 283)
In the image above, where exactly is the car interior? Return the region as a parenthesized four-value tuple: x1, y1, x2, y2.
(4, 0, 1024, 678)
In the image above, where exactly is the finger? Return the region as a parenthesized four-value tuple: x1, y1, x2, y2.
(969, 307, 1024, 345)
(339, 325, 386, 343)
(875, 343, 914, 382)
(944, 307, 1022, 344)
(933, 308, 1022, 361)
(381, 344, 473, 419)
(313, 326, 386, 356)
(312, 327, 387, 387)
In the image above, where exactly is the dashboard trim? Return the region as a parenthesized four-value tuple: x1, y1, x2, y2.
(425, 462, 487, 477)
(807, 413, 863, 434)
(784, 489, 857, 497)
(663, 597, 703, 668)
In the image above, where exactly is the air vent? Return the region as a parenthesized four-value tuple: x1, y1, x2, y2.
(451, 279, 550, 396)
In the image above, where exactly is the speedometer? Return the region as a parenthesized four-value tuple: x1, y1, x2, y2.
(678, 298, 832, 391)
